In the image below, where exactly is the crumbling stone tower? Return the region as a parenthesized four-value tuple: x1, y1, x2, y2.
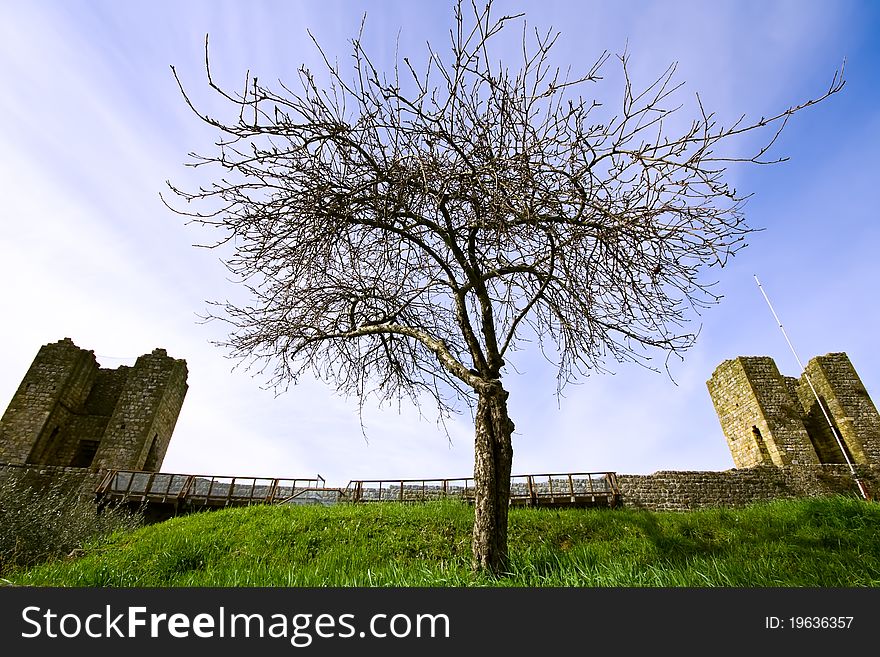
(707, 352, 880, 468)
(0, 338, 188, 471)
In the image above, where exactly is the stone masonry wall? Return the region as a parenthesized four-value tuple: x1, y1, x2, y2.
(93, 349, 188, 471)
(0, 339, 99, 465)
(707, 358, 769, 467)
(82, 367, 130, 416)
(802, 353, 880, 465)
(618, 464, 879, 511)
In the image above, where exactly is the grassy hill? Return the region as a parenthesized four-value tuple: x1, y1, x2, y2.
(8, 496, 880, 587)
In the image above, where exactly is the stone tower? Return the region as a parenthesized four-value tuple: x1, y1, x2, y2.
(707, 352, 880, 468)
(0, 338, 188, 471)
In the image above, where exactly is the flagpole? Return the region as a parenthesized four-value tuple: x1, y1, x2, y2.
(754, 275, 870, 501)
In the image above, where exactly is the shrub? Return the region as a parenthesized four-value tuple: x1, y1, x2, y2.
(0, 470, 142, 577)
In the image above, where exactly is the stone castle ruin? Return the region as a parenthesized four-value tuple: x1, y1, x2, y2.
(707, 353, 880, 469)
(0, 338, 878, 514)
(0, 338, 188, 472)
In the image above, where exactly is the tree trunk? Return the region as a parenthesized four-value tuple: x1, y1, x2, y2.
(472, 381, 515, 575)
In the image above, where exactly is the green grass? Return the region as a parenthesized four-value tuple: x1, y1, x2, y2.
(7, 495, 880, 587)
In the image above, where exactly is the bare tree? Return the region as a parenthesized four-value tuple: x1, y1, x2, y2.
(165, 1, 843, 574)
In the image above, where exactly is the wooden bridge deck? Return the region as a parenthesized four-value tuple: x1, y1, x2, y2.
(95, 470, 620, 517)
(344, 472, 621, 508)
(95, 470, 341, 517)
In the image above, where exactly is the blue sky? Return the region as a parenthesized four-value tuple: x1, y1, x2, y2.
(1, 0, 878, 486)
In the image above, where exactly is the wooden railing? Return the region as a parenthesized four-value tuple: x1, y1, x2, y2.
(95, 469, 340, 509)
(94, 469, 620, 512)
(345, 472, 620, 507)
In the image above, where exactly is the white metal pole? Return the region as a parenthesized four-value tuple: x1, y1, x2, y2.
(754, 275, 870, 501)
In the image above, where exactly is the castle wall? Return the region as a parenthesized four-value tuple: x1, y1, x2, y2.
(93, 349, 188, 471)
(4, 458, 873, 519)
(4, 460, 871, 516)
(617, 464, 879, 511)
(82, 367, 130, 416)
(141, 354, 189, 471)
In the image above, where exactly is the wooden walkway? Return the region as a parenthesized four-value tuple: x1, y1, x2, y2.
(344, 472, 621, 508)
(95, 470, 342, 518)
(95, 469, 620, 517)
